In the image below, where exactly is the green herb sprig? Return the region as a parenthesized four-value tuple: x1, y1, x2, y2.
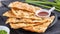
(25, 0, 60, 12)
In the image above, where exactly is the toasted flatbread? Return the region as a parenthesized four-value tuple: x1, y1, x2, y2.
(23, 16, 55, 33)
(3, 9, 42, 20)
(6, 16, 52, 24)
(9, 16, 55, 33)
(3, 10, 22, 18)
(10, 23, 37, 29)
(8, 1, 41, 12)
(3, 1, 55, 33)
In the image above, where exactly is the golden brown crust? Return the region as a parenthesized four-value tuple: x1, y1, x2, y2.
(3, 1, 55, 33)
(9, 16, 55, 33)
(3, 9, 42, 20)
(8, 1, 41, 12)
(3, 10, 21, 18)
(6, 17, 43, 24)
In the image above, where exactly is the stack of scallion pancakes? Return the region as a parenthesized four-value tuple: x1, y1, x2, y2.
(3, 1, 55, 33)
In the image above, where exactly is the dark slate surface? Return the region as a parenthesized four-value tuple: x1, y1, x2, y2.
(0, 0, 60, 34)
